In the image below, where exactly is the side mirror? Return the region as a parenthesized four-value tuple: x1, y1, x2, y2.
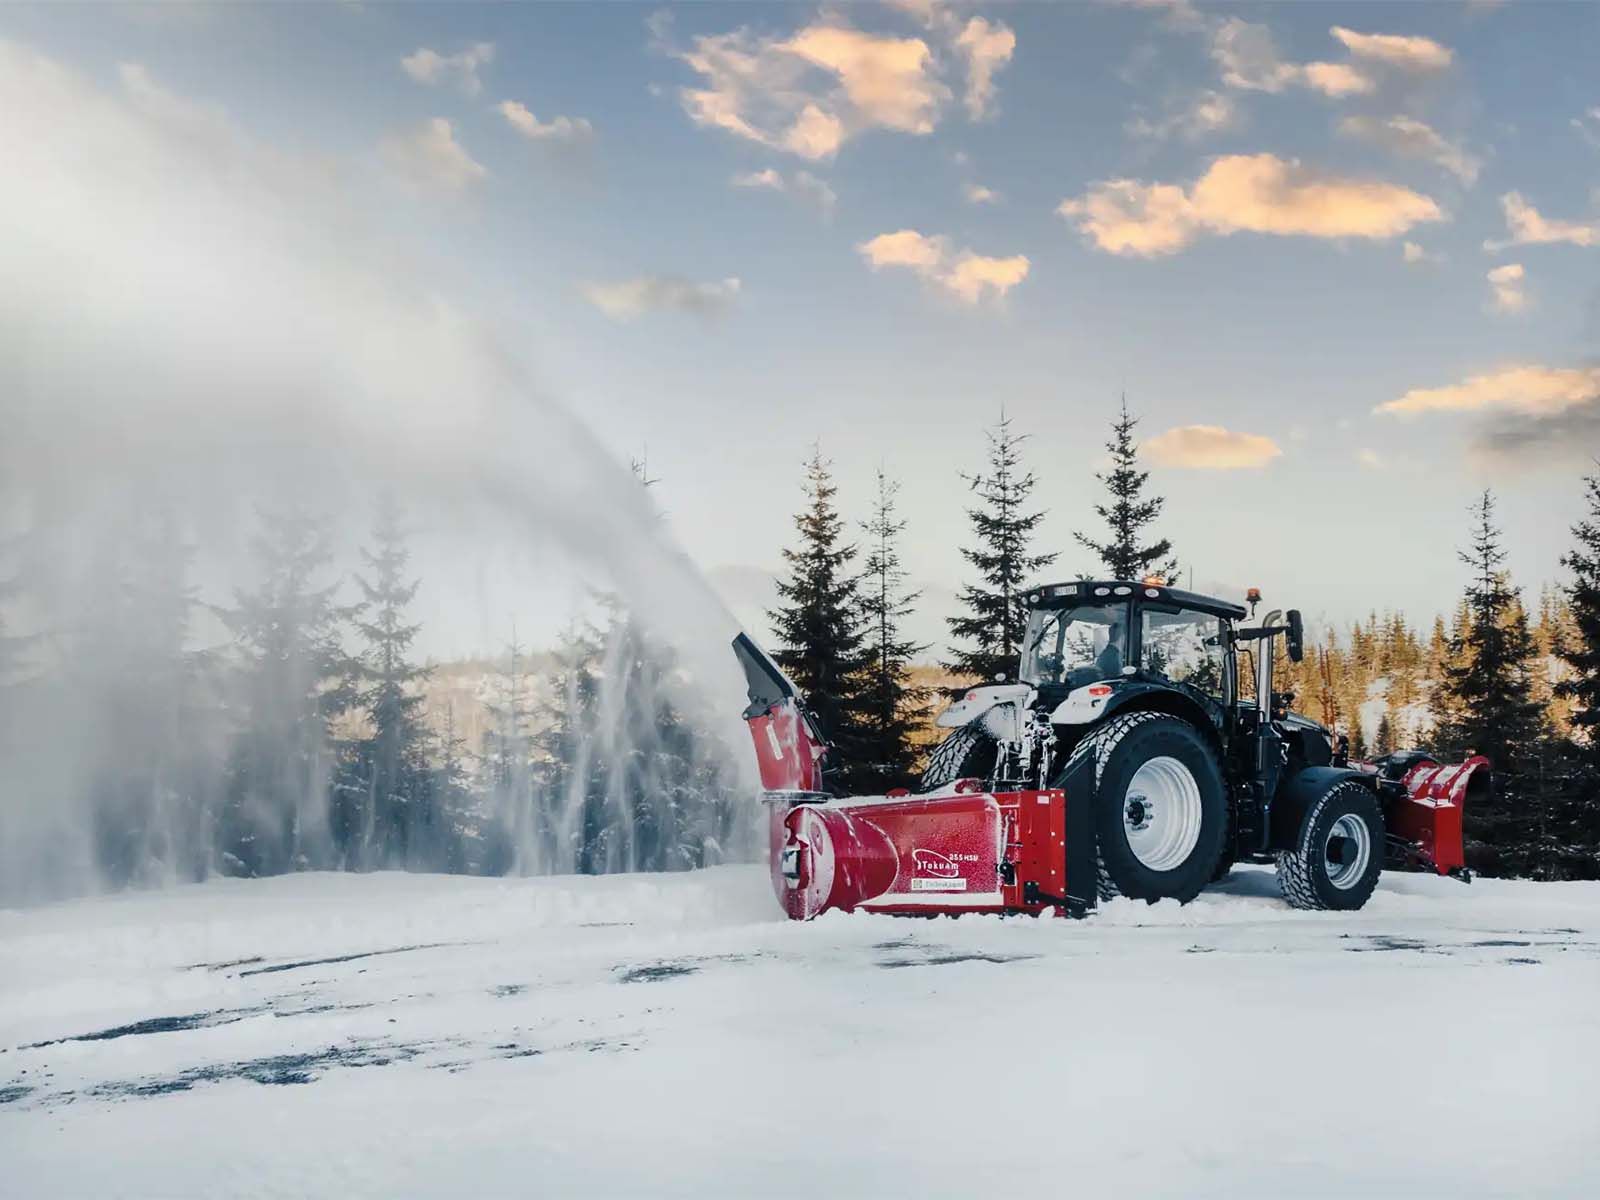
(1286, 609, 1305, 663)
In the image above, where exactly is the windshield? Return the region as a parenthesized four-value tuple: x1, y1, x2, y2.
(1020, 602, 1130, 686)
(1139, 604, 1229, 700)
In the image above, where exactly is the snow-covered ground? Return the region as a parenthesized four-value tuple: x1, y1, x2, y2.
(3, 865, 1597, 1198)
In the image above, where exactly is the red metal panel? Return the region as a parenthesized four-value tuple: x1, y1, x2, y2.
(773, 804, 899, 921)
(745, 698, 826, 793)
(1013, 788, 1068, 909)
(768, 789, 1072, 921)
(1388, 756, 1487, 874)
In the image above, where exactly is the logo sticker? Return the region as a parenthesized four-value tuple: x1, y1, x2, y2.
(912, 847, 960, 878)
(909, 847, 977, 891)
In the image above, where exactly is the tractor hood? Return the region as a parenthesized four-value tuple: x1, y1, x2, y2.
(1280, 710, 1331, 736)
(936, 683, 1031, 728)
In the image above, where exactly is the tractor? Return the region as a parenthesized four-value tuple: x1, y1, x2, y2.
(733, 579, 1487, 921)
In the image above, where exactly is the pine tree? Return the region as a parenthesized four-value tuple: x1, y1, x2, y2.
(1387, 612, 1421, 708)
(80, 511, 219, 887)
(1426, 614, 1451, 682)
(217, 509, 357, 877)
(856, 467, 927, 791)
(602, 606, 733, 873)
(1557, 470, 1600, 767)
(1534, 585, 1578, 737)
(1433, 491, 1546, 768)
(1346, 709, 1368, 762)
(531, 616, 603, 874)
(1374, 705, 1396, 757)
(1073, 396, 1177, 583)
(1542, 470, 1600, 879)
(341, 499, 436, 870)
(769, 446, 871, 786)
(434, 702, 501, 875)
(948, 413, 1058, 684)
(538, 466, 742, 874)
(1311, 632, 1343, 730)
(483, 628, 540, 870)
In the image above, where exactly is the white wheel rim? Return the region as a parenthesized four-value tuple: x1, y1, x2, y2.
(1122, 756, 1203, 872)
(1324, 813, 1372, 890)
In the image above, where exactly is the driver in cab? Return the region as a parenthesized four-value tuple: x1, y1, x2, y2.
(1095, 614, 1125, 679)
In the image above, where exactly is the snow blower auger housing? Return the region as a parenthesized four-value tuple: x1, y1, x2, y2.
(734, 580, 1489, 921)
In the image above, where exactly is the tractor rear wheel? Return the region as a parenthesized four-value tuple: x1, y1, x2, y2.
(1061, 712, 1227, 904)
(1276, 781, 1383, 910)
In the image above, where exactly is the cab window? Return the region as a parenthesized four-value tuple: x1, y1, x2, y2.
(1021, 603, 1130, 687)
(1139, 605, 1228, 701)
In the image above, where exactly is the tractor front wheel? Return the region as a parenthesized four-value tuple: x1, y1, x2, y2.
(1276, 781, 1384, 910)
(1063, 712, 1227, 904)
(917, 720, 998, 792)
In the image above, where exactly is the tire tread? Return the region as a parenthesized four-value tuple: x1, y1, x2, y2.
(918, 721, 987, 792)
(1275, 781, 1381, 911)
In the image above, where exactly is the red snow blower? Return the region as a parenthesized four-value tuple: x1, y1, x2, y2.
(734, 581, 1488, 921)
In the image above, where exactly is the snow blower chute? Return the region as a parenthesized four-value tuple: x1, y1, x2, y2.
(734, 580, 1488, 922)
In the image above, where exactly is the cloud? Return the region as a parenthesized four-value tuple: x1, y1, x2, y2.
(942, 252, 1031, 303)
(1208, 17, 1290, 90)
(783, 25, 944, 131)
(1182, 154, 1441, 239)
(1058, 153, 1442, 257)
(1338, 115, 1480, 184)
(963, 181, 1001, 204)
(1205, 19, 1453, 103)
(952, 17, 1015, 119)
(1144, 425, 1283, 469)
(731, 167, 837, 217)
(668, 9, 1014, 158)
(1376, 364, 1600, 417)
(1128, 90, 1241, 141)
(400, 44, 495, 97)
(732, 167, 784, 190)
(1402, 240, 1437, 264)
(1356, 448, 1384, 469)
(859, 229, 945, 271)
(1329, 27, 1453, 72)
(1382, 363, 1600, 466)
(1487, 263, 1528, 313)
(1576, 107, 1600, 150)
(1297, 61, 1376, 97)
(1119, 0, 1209, 34)
(791, 171, 838, 215)
(1209, 18, 1373, 97)
(1486, 191, 1599, 250)
(893, 2, 1017, 119)
(856, 229, 1029, 304)
(1058, 180, 1198, 257)
(580, 275, 742, 321)
(497, 101, 593, 144)
(671, 20, 948, 161)
(379, 118, 486, 193)
(1471, 395, 1600, 466)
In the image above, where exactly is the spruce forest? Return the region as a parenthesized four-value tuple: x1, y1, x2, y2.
(3, 409, 1598, 902)
(0, 494, 746, 906)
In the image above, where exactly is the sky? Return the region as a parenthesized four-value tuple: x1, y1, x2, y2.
(3, 1, 1598, 658)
